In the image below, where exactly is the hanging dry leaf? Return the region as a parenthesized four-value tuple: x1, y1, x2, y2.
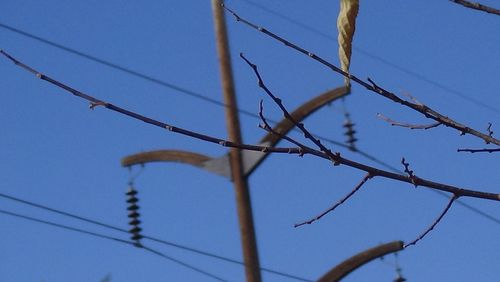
(337, 0, 359, 86)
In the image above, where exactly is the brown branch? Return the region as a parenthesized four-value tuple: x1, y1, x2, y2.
(456, 123, 499, 152)
(450, 0, 500, 16)
(377, 113, 441, 130)
(2, 50, 499, 204)
(404, 195, 458, 248)
(240, 53, 341, 165)
(457, 147, 500, 153)
(237, 53, 500, 202)
(258, 100, 307, 154)
(294, 173, 372, 227)
(0, 50, 302, 156)
(222, 6, 500, 146)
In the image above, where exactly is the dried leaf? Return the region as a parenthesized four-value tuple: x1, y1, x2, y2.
(337, 0, 359, 86)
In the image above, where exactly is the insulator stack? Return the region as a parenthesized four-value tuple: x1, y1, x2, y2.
(343, 112, 358, 150)
(393, 264, 406, 282)
(126, 186, 143, 243)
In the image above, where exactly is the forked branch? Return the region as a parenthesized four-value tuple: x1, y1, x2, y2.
(240, 53, 341, 165)
(222, 5, 500, 146)
(258, 100, 307, 153)
(3, 50, 500, 247)
(241, 55, 466, 246)
(457, 123, 499, 152)
(1, 51, 499, 202)
(236, 53, 499, 201)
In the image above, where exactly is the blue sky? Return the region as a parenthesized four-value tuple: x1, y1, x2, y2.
(1, 1, 499, 281)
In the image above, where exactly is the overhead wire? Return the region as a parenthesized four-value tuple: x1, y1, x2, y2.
(0, 208, 227, 282)
(0, 19, 498, 225)
(0, 192, 313, 282)
(0, 22, 258, 118)
(0, 22, 349, 150)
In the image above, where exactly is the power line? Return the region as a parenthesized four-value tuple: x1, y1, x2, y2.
(140, 245, 227, 282)
(1, 21, 498, 226)
(240, 0, 500, 117)
(0, 21, 348, 151)
(0, 22, 258, 118)
(0, 208, 227, 282)
(0, 192, 313, 282)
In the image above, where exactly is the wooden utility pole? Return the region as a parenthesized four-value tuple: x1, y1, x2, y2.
(121, 4, 348, 280)
(211, 1, 261, 281)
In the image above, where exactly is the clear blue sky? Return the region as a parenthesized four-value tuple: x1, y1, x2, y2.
(1, 1, 499, 281)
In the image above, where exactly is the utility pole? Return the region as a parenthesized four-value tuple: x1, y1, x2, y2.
(211, 1, 261, 281)
(121, 3, 349, 280)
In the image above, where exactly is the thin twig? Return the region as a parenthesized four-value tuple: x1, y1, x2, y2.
(258, 100, 307, 154)
(450, 0, 500, 16)
(487, 122, 494, 137)
(377, 113, 441, 130)
(401, 158, 419, 187)
(294, 173, 372, 227)
(240, 53, 342, 166)
(457, 148, 500, 153)
(404, 195, 458, 248)
(457, 123, 499, 152)
(222, 6, 500, 146)
(2, 50, 499, 203)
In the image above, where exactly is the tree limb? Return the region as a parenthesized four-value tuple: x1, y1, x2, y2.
(2, 50, 499, 204)
(457, 148, 500, 153)
(222, 6, 500, 146)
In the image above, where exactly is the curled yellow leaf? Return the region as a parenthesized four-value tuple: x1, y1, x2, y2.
(337, 0, 359, 86)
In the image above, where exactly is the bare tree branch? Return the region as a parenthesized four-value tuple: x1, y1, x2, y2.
(2, 50, 499, 204)
(237, 53, 500, 202)
(222, 5, 500, 146)
(0, 50, 298, 156)
(294, 173, 372, 227)
(457, 148, 500, 153)
(258, 100, 307, 154)
(377, 113, 441, 130)
(450, 0, 500, 16)
(240, 53, 341, 165)
(241, 53, 466, 246)
(404, 195, 458, 248)
(457, 123, 499, 153)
